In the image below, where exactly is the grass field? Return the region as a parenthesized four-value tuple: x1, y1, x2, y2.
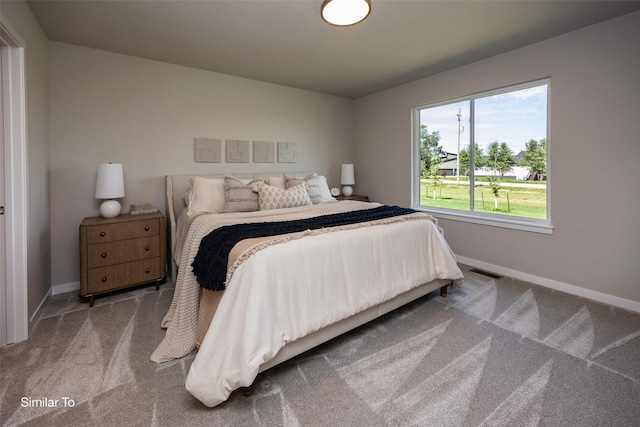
(420, 180, 547, 219)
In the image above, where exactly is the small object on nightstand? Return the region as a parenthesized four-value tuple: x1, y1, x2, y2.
(79, 212, 166, 306)
(330, 187, 340, 196)
(130, 203, 158, 215)
(336, 195, 369, 202)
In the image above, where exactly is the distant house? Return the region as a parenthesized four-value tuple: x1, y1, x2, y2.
(437, 153, 530, 180)
(475, 166, 531, 180)
(437, 153, 459, 176)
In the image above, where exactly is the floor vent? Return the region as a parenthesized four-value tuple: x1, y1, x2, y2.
(469, 268, 503, 279)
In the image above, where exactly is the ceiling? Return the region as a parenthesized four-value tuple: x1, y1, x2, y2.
(26, 0, 640, 99)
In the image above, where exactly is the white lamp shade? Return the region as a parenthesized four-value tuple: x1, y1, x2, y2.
(322, 0, 371, 26)
(341, 164, 355, 185)
(95, 163, 125, 199)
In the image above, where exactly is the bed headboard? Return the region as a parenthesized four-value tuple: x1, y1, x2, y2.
(165, 172, 311, 282)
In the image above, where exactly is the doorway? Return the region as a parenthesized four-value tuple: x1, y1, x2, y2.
(1, 21, 29, 346)
(1, 42, 6, 347)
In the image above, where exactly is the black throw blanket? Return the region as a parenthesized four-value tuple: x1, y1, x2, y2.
(192, 205, 417, 291)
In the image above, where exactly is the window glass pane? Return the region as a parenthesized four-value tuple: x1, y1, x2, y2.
(414, 80, 549, 229)
(418, 101, 470, 210)
(473, 84, 547, 219)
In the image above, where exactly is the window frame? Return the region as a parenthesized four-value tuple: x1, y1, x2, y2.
(412, 79, 553, 234)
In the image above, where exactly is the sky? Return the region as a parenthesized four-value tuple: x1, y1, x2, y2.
(419, 84, 548, 156)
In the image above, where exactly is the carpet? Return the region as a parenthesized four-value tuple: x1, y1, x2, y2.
(1, 265, 639, 426)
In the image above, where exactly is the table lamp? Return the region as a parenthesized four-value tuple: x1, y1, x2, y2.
(341, 163, 355, 197)
(95, 163, 125, 218)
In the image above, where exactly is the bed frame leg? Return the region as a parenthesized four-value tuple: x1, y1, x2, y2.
(440, 284, 448, 298)
(241, 385, 254, 397)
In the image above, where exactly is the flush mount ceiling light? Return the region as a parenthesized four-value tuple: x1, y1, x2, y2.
(321, 0, 371, 26)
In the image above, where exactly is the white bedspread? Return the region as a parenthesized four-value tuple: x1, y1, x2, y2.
(177, 204, 463, 407)
(152, 201, 393, 364)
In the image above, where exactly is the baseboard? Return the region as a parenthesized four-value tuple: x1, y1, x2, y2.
(456, 256, 640, 314)
(30, 287, 52, 324)
(29, 282, 80, 324)
(52, 281, 80, 296)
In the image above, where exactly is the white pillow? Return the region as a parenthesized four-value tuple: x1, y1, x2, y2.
(315, 175, 336, 203)
(284, 173, 335, 204)
(254, 182, 313, 210)
(187, 176, 225, 214)
(264, 175, 287, 189)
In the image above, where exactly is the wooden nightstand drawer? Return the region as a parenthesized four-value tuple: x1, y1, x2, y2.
(87, 235, 160, 268)
(87, 258, 162, 293)
(86, 218, 160, 244)
(79, 212, 166, 306)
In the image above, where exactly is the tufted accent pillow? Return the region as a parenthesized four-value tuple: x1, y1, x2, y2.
(284, 173, 335, 204)
(254, 182, 313, 210)
(223, 175, 263, 212)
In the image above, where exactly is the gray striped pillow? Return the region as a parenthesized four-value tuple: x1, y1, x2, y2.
(223, 175, 263, 212)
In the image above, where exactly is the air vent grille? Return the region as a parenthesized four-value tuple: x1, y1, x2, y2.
(469, 268, 502, 279)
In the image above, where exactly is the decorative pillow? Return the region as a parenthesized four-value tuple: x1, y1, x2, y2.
(188, 177, 225, 214)
(223, 175, 263, 212)
(182, 190, 191, 207)
(254, 182, 313, 210)
(312, 175, 335, 203)
(284, 173, 334, 204)
(264, 175, 287, 189)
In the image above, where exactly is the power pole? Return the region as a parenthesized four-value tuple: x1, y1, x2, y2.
(456, 109, 463, 186)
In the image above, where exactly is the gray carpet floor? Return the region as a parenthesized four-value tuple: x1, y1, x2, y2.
(1, 264, 639, 426)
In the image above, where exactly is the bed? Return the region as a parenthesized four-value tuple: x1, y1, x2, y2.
(152, 172, 464, 408)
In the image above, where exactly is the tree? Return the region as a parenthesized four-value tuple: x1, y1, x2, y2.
(419, 124, 445, 179)
(485, 141, 515, 209)
(419, 124, 445, 199)
(458, 143, 485, 176)
(427, 160, 443, 200)
(521, 138, 546, 180)
(486, 141, 515, 178)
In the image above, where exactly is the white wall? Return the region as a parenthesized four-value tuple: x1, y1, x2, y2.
(49, 42, 355, 288)
(355, 12, 640, 307)
(1, 1, 51, 322)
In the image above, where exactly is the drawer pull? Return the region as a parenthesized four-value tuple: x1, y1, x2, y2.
(101, 253, 107, 258)
(145, 268, 150, 273)
(144, 226, 150, 231)
(100, 232, 106, 237)
(101, 276, 107, 282)
(145, 246, 150, 251)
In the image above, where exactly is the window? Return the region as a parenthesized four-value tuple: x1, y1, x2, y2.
(413, 80, 551, 233)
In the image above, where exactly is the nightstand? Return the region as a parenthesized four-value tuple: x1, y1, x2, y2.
(336, 195, 369, 202)
(79, 212, 166, 306)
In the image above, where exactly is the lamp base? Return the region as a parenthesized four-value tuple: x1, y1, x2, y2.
(99, 199, 122, 218)
(342, 186, 353, 197)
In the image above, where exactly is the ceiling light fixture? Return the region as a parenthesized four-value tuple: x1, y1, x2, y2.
(321, 0, 371, 26)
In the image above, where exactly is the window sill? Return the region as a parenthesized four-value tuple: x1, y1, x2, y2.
(412, 206, 554, 235)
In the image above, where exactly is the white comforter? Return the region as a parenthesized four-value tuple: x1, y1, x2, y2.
(174, 203, 463, 407)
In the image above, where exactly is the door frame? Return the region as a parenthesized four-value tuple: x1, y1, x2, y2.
(1, 20, 29, 345)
